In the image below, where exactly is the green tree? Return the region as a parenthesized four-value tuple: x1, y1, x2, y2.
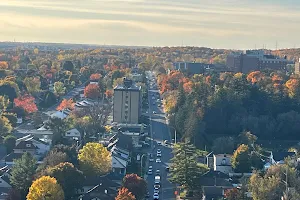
(41, 162, 84, 199)
(169, 142, 208, 192)
(45, 117, 69, 145)
(43, 91, 57, 107)
(212, 136, 235, 154)
(32, 112, 43, 128)
(238, 131, 258, 147)
(122, 174, 147, 200)
(3, 135, 16, 153)
(53, 81, 66, 97)
(63, 61, 74, 72)
(23, 76, 41, 95)
(0, 115, 13, 136)
(231, 144, 251, 173)
(10, 152, 37, 198)
(78, 142, 112, 176)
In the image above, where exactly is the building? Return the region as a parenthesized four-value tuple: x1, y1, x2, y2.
(16, 135, 51, 156)
(227, 50, 288, 73)
(174, 62, 210, 75)
(113, 78, 141, 124)
(213, 154, 233, 174)
(295, 59, 300, 74)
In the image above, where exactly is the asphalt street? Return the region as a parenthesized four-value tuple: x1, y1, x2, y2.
(146, 72, 175, 200)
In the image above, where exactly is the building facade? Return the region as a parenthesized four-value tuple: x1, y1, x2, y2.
(295, 59, 300, 74)
(227, 50, 288, 74)
(174, 62, 210, 75)
(113, 78, 141, 124)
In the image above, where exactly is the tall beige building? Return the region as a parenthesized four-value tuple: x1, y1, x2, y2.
(295, 59, 300, 74)
(113, 78, 141, 124)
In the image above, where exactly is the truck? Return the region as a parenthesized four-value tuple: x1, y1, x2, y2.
(155, 176, 161, 184)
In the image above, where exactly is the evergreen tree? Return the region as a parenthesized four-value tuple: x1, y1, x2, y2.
(169, 142, 208, 193)
(10, 153, 37, 198)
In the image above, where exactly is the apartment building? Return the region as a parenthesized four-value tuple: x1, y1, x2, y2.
(113, 78, 141, 124)
(174, 62, 210, 75)
(295, 59, 300, 74)
(227, 50, 288, 74)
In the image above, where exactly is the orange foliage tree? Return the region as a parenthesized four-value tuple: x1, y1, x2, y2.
(105, 90, 113, 99)
(56, 99, 75, 111)
(0, 61, 8, 69)
(115, 187, 136, 200)
(246, 71, 264, 84)
(84, 84, 101, 99)
(285, 78, 299, 97)
(90, 73, 102, 81)
(14, 95, 38, 114)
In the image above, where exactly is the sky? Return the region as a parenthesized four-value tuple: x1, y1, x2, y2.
(0, 0, 300, 49)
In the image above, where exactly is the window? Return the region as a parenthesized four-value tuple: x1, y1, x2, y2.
(26, 144, 31, 148)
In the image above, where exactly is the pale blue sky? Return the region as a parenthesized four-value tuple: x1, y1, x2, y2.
(0, 0, 300, 49)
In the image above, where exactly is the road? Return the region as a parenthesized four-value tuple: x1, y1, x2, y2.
(146, 71, 175, 200)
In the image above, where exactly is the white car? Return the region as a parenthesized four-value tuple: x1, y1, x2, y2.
(156, 158, 161, 163)
(157, 153, 161, 157)
(153, 111, 156, 114)
(157, 141, 162, 146)
(148, 169, 153, 175)
(157, 149, 161, 154)
(153, 193, 159, 199)
(156, 169, 160, 175)
(149, 166, 153, 169)
(154, 189, 160, 194)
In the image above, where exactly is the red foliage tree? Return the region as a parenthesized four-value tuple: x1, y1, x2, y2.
(90, 73, 102, 81)
(56, 99, 75, 111)
(14, 95, 38, 114)
(0, 61, 8, 69)
(122, 174, 147, 200)
(84, 84, 101, 99)
(115, 187, 136, 200)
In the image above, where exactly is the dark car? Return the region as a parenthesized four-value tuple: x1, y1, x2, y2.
(166, 166, 170, 172)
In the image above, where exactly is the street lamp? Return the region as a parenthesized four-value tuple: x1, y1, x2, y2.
(169, 126, 177, 144)
(140, 154, 146, 177)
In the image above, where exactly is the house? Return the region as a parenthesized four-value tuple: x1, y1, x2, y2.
(50, 110, 70, 119)
(3, 141, 42, 166)
(200, 170, 233, 200)
(16, 135, 50, 156)
(110, 146, 130, 177)
(213, 154, 233, 174)
(79, 176, 119, 200)
(0, 167, 12, 200)
(264, 151, 296, 170)
(74, 99, 95, 111)
(65, 128, 81, 142)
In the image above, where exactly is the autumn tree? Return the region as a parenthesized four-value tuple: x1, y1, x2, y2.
(231, 144, 251, 173)
(27, 176, 64, 200)
(10, 153, 37, 198)
(78, 142, 112, 176)
(224, 188, 247, 200)
(84, 84, 101, 99)
(105, 90, 113, 99)
(14, 95, 38, 114)
(0, 115, 13, 136)
(0, 61, 8, 69)
(90, 73, 102, 81)
(41, 162, 84, 199)
(54, 81, 66, 97)
(238, 131, 258, 146)
(56, 98, 74, 111)
(24, 76, 41, 95)
(122, 174, 147, 200)
(0, 95, 10, 112)
(116, 187, 136, 200)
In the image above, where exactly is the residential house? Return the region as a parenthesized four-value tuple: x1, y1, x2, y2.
(0, 167, 12, 200)
(3, 141, 42, 166)
(50, 109, 71, 119)
(264, 151, 296, 170)
(200, 170, 233, 200)
(79, 176, 119, 200)
(65, 128, 81, 143)
(16, 135, 50, 156)
(74, 99, 95, 111)
(213, 154, 233, 174)
(110, 146, 130, 177)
